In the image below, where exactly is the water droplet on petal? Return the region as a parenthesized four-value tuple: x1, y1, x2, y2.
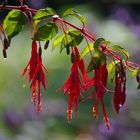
(119, 104, 122, 107)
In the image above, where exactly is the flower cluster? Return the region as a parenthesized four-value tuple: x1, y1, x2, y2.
(0, 1, 140, 129)
(22, 41, 48, 113)
(58, 47, 92, 122)
(92, 62, 109, 129)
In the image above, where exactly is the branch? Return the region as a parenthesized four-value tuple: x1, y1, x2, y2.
(0, 5, 37, 13)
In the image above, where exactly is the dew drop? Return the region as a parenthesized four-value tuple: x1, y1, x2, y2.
(119, 104, 122, 107)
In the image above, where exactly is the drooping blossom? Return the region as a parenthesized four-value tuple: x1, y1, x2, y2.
(22, 41, 48, 113)
(58, 47, 91, 122)
(30, 46, 48, 112)
(114, 60, 126, 113)
(92, 60, 110, 129)
(22, 41, 38, 81)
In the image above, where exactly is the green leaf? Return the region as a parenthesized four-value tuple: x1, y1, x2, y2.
(34, 7, 56, 21)
(60, 30, 84, 53)
(107, 60, 119, 82)
(3, 9, 25, 40)
(87, 57, 99, 73)
(80, 42, 94, 59)
(87, 59, 94, 73)
(94, 38, 105, 50)
(110, 45, 130, 58)
(34, 23, 58, 41)
(131, 69, 138, 77)
(100, 51, 106, 64)
(136, 67, 140, 74)
(52, 34, 65, 50)
(137, 84, 140, 89)
(63, 8, 86, 24)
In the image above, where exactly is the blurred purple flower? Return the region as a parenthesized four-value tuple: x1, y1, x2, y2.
(4, 109, 23, 130)
(24, 99, 66, 120)
(28, 0, 47, 9)
(98, 121, 115, 135)
(111, 6, 140, 38)
(114, 7, 134, 25)
(130, 24, 140, 38)
(0, 135, 9, 140)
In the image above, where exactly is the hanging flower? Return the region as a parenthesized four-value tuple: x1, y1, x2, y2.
(93, 62, 110, 129)
(22, 41, 38, 81)
(75, 47, 93, 91)
(58, 47, 91, 122)
(30, 46, 48, 112)
(114, 60, 126, 113)
(22, 41, 48, 113)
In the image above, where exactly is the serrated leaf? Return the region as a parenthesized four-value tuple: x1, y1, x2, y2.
(34, 7, 56, 21)
(52, 34, 65, 50)
(63, 8, 86, 24)
(80, 42, 94, 59)
(34, 23, 58, 41)
(60, 30, 84, 53)
(3, 9, 25, 40)
(111, 45, 130, 58)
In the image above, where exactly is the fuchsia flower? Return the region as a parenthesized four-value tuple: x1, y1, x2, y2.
(22, 41, 48, 113)
(93, 62, 110, 129)
(114, 60, 126, 113)
(22, 41, 38, 81)
(58, 47, 91, 122)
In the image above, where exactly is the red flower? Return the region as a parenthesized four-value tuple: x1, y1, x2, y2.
(114, 76, 122, 113)
(59, 62, 81, 122)
(74, 47, 93, 92)
(22, 41, 38, 81)
(114, 60, 126, 113)
(22, 41, 48, 113)
(30, 47, 48, 112)
(58, 47, 91, 122)
(93, 63, 110, 129)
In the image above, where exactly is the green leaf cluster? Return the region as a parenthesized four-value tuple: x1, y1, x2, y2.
(3, 9, 26, 40)
(53, 30, 84, 53)
(63, 8, 86, 25)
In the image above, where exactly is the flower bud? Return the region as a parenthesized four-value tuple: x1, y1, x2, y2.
(3, 49, 7, 58)
(39, 46, 42, 57)
(44, 40, 49, 50)
(3, 37, 9, 49)
(66, 44, 70, 55)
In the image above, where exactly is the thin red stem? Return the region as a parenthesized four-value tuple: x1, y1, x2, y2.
(0, 5, 37, 13)
(0, 5, 139, 70)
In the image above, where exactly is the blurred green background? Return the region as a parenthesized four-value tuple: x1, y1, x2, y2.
(0, 0, 140, 140)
